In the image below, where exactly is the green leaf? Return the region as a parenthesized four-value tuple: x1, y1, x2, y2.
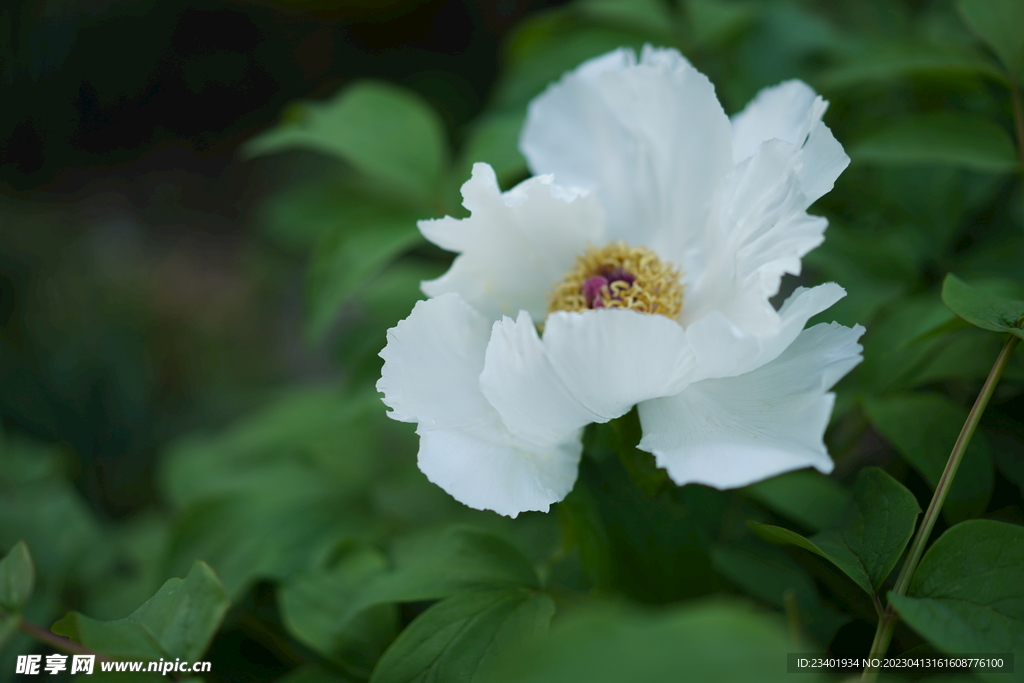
(612, 409, 670, 499)
(560, 445, 726, 603)
(162, 389, 379, 508)
(803, 225, 915, 329)
(889, 520, 1024, 662)
(258, 165, 431, 344)
(710, 540, 848, 645)
(497, 23, 648, 109)
(855, 291, 1007, 393)
(279, 547, 397, 675)
(476, 600, 825, 683)
(332, 261, 444, 384)
(456, 111, 528, 190)
(744, 469, 851, 532)
(753, 467, 920, 596)
(257, 165, 414, 254)
(168, 497, 367, 601)
(256, 164, 346, 253)
(273, 664, 351, 683)
(368, 526, 542, 602)
(75, 673, 170, 683)
(957, 0, 1024, 80)
(577, 0, 675, 42)
(53, 561, 229, 661)
(279, 525, 541, 662)
(0, 612, 17, 650)
(819, 42, 1006, 90)
(712, 541, 817, 609)
(305, 209, 424, 342)
(160, 389, 382, 596)
(990, 433, 1024, 499)
(244, 81, 448, 204)
(752, 524, 875, 592)
(0, 541, 34, 611)
(0, 439, 111, 664)
(0, 438, 110, 585)
(82, 514, 171, 622)
(371, 589, 554, 683)
(942, 273, 1024, 341)
(687, 0, 758, 48)
(556, 474, 613, 593)
(864, 393, 994, 523)
(899, 328, 1010, 388)
(851, 113, 1019, 173)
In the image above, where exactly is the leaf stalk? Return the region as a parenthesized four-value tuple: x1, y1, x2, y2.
(861, 334, 1019, 682)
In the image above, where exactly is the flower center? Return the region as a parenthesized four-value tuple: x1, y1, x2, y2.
(547, 242, 683, 318)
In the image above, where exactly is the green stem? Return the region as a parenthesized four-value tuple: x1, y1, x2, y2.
(782, 589, 801, 645)
(18, 618, 109, 661)
(864, 616, 896, 674)
(893, 334, 1018, 596)
(861, 335, 1020, 682)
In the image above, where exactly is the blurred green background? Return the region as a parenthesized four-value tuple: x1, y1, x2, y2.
(2, 0, 1023, 681)
(0, 0, 557, 517)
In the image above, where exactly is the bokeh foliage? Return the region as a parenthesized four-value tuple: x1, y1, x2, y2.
(2, 0, 1024, 681)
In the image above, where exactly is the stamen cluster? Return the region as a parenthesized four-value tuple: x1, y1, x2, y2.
(548, 242, 683, 318)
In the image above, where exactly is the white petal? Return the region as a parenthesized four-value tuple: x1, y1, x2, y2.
(480, 311, 604, 444)
(686, 282, 846, 380)
(420, 163, 605, 321)
(543, 309, 696, 421)
(520, 46, 733, 253)
(378, 292, 493, 428)
(682, 139, 829, 332)
(667, 83, 847, 360)
(479, 308, 696, 445)
(418, 427, 581, 518)
(638, 322, 865, 489)
(799, 121, 848, 204)
(377, 293, 581, 517)
(731, 80, 825, 162)
(730, 79, 849, 203)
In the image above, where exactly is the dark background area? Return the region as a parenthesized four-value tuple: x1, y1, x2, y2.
(2, 0, 566, 187)
(0, 0, 564, 520)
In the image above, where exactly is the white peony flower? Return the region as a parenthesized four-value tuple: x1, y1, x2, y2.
(377, 46, 864, 518)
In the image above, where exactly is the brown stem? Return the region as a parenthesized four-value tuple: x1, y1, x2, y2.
(18, 618, 110, 661)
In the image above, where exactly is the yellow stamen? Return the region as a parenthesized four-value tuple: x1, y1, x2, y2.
(547, 242, 684, 318)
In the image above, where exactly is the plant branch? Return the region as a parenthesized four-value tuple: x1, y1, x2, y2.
(861, 334, 1020, 682)
(18, 618, 110, 661)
